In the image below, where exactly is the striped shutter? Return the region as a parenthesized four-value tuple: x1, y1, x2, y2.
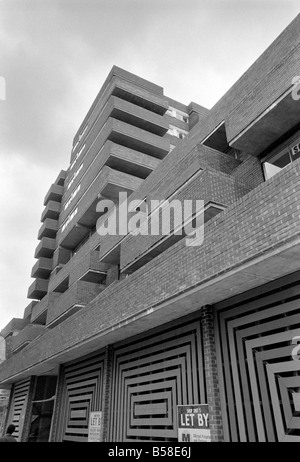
(109, 316, 205, 442)
(57, 352, 105, 442)
(7, 378, 31, 441)
(214, 270, 300, 442)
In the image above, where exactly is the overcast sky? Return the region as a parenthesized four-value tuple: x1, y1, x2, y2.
(0, 0, 299, 330)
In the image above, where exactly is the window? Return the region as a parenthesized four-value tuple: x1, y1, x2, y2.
(70, 144, 85, 170)
(61, 208, 78, 233)
(166, 106, 189, 123)
(64, 184, 81, 211)
(167, 125, 188, 139)
(67, 164, 83, 190)
(71, 126, 88, 153)
(263, 136, 300, 180)
(79, 125, 88, 140)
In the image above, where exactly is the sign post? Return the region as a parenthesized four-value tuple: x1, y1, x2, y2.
(88, 411, 102, 442)
(177, 404, 211, 442)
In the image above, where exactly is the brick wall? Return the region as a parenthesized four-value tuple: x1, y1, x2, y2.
(201, 305, 223, 442)
(120, 168, 247, 270)
(46, 280, 104, 326)
(99, 144, 243, 261)
(0, 155, 299, 382)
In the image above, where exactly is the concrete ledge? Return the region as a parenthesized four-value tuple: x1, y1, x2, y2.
(11, 324, 47, 353)
(44, 184, 64, 206)
(34, 237, 56, 259)
(49, 250, 109, 292)
(23, 301, 38, 320)
(31, 292, 61, 324)
(0, 318, 29, 339)
(27, 278, 49, 300)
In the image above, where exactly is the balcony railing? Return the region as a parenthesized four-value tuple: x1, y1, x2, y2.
(49, 250, 109, 292)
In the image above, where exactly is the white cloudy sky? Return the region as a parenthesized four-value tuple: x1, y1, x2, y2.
(0, 0, 299, 330)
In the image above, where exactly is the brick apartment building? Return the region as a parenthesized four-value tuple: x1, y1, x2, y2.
(0, 14, 300, 442)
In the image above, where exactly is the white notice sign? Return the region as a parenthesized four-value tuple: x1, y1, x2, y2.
(88, 411, 102, 442)
(177, 404, 211, 442)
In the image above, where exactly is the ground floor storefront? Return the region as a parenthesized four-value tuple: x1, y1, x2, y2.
(3, 270, 300, 442)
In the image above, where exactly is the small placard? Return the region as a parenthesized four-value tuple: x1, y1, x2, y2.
(88, 411, 102, 442)
(291, 142, 300, 156)
(177, 404, 211, 442)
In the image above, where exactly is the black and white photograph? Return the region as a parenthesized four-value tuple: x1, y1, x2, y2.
(0, 0, 300, 449)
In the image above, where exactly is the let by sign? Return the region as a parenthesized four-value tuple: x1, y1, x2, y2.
(88, 411, 102, 442)
(177, 404, 211, 442)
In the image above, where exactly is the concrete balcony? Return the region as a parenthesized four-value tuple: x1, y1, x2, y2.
(37, 218, 59, 240)
(30, 292, 61, 324)
(23, 301, 38, 321)
(229, 87, 300, 156)
(44, 184, 64, 206)
(104, 141, 160, 179)
(119, 164, 245, 274)
(111, 76, 169, 115)
(63, 140, 160, 213)
(31, 257, 53, 279)
(54, 169, 67, 187)
(34, 237, 56, 259)
(70, 117, 169, 171)
(50, 249, 108, 291)
(0, 318, 29, 339)
(120, 202, 225, 274)
(49, 250, 109, 292)
(69, 94, 168, 174)
(52, 247, 72, 268)
(41, 200, 61, 222)
(10, 324, 47, 354)
(58, 166, 143, 249)
(108, 96, 169, 136)
(27, 278, 49, 300)
(106, 118, 170, 159)
(60, 165, 143, 226)
(46, 280, 105, 328)
(71, 70, 169, 157)
(225, 36, 300, 156)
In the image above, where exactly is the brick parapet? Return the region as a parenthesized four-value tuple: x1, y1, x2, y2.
(0, 156, 299, 382)
(46, 280, 104, 326)
(99, 144, 244, 261)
